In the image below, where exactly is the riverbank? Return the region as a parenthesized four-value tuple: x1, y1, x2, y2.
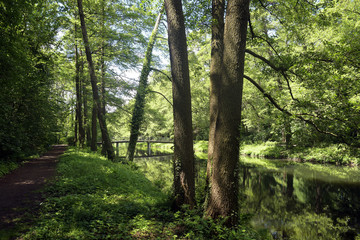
(194, 141, 360, 166)
(17, 148, 267, 240)
(242, 142, 360, 165)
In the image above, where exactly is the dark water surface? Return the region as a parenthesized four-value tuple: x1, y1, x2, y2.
(239, 158, 360, 240)
(133, 147, 360, 239)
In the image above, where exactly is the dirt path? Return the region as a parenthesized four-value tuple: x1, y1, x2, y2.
(0, 145, 67, 231)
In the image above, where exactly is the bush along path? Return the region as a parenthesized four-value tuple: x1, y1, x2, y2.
(0, 145, 67, 237)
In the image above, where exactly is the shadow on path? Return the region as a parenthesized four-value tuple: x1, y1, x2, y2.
(0, 145, 67, 231)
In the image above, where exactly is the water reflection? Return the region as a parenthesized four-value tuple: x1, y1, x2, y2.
(130, 146, 360, 239)
(240, 158, 360, 239)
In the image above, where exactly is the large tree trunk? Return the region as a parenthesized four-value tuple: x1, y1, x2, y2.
(165, 0, 195, 209)
(77, 0, 114, 160)
(126, 8, 163, 162)
(206, 0, 250, 226)
(206, 0, 225, 206)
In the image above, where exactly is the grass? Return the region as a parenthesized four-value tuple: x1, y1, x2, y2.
(241, 141, 287, 159)
(194, 140, 208, 160)
(241, 142, 360, 165)
(18, 148, 266, 240)
(1, 149, 46, 178)
(0, 160, 20, 178)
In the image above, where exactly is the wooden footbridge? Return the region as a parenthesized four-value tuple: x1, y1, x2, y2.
(98, 138, 173, 157)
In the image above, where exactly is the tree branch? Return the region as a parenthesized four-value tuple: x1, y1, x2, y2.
(255, 35, 282, 59)
(117, 106, 132, 115)
(245, 49, 299, 102)
(147, 90, 173, 106)
(245, 49, 285, 71)
(244, 74, 339, 138)
(150, 67, 172, 82)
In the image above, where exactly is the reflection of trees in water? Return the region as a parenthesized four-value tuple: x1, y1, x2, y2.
(239, 165, 360, 239)
(135, 156, 360, 239)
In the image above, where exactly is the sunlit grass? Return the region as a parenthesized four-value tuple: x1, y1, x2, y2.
(241, 142, 360, 165)
(22, 148, 170, 239)
(21, 148, 266, 239)
(241, 156, 360, 184)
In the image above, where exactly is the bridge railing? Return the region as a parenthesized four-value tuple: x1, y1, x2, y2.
(97, 138, 174, 157)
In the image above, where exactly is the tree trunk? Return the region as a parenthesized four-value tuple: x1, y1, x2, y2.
(100, 1, 106, 117)
(83, 84, 91, 147)
(75, 22, 85, 147)
(206, 0, 225, 207)
(77, 0, 114, 160)
(74, 106, 78, 145)
(81, 49, 91, 147)
(91, 102, 97, 151)
(165, 0, 195, 209)
(206, 0, 250, 226)
(100, 4, 107, 156)
(126, 7, 163, 162)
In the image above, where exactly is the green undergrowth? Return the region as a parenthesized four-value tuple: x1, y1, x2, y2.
(194, 140, 208, 160)
(1, 148, 49, 178)
(241, 157, 360, 184)
(0, 160, 20, 178)
(21, 148, 266, 240)
(241, 142, 360, 165)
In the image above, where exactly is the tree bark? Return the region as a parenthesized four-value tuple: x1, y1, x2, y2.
(81, 49, 92, 147)
(77, 0, 114, 160)
(75, 22, 85, 147)
(91, 102, 97, 151)
(206, 0, 250, 226)
(100, 0, 106, 117)
(126, 7, 163, 162)
(206, 0, 225, 208)
(165, 0, 195, 209)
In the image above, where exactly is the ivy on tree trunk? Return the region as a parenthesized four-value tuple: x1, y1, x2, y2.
(126, 6, 164, 162)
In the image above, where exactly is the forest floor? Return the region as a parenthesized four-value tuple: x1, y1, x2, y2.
(0, 145, 67, 238)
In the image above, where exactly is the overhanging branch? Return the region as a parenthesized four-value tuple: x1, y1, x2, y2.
(147, 90, 173, 106)
(150, 68, 172, 82)
(244, 74, 338, 138)
(245, 49, 299, 102)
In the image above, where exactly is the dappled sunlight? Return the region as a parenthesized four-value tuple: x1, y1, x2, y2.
(22, 148, 169, 239)
(13, 180, 36, 185)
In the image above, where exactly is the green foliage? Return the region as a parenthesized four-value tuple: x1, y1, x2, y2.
(241, 156, 360, 184)
(22, 148, 169, 239)
(241, 142, 287, 159)
(0, 0, 63, 160)
(0, 160, 20, 178)
(172, 207, 269, 240)
(194, 140, 208, 152)
(20, 148, 265, 239)
(241, 142, 360, 165)
(242, 0, 360, 147)
(294, 144, 360, 165)
(135, 156, 173, 193)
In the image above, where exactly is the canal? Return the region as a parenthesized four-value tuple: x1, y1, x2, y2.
(132, 146, 360, 239)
